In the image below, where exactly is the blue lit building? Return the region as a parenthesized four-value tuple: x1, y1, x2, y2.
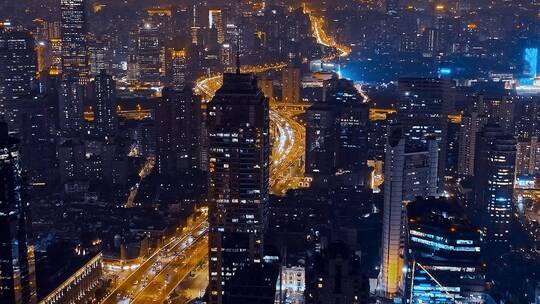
(405, 197, 485, 304)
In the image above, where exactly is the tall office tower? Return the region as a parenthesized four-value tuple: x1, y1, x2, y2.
(281, 65, 300, 103)
(207, 70, 270, 304)
(40, 20, 62, 73)
(156, 87, 201, 177)
(397, 77, 454, 181)
(0, 29, 37, 133)
(405, 197, 485, 303)
(209, 9, 224, 44)
(91, 70, 116, 138)
(59, 73, 84, 135)
(137, 22, 162, 86)
(305, 78, 369, 188)
(457, 111, 487, 177)
(61, 0, 88, 84)
(474, 124, 516, 248)
(168, 48, 187, 89)
(0, 123, 37, 304)
(515, 137, 540, 177)
(379, 125, 438, 298)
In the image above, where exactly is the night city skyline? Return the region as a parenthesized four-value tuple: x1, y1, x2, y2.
(1, 0, 540, 304)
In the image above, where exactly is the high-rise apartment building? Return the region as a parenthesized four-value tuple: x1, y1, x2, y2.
(379, 125, 438, 298)
(91, 70, 116, 138)
(515, 137, 540, 177)
(476, 91, 515, 134)
(207, 70, 270, 304)
(0, 122, 37, 304)
(457, 111, 487, 177)
(59, 73, 84, 135)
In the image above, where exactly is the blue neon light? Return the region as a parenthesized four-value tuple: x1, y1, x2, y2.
(525, 48, 538, 78)
(439, 68, 452, 75)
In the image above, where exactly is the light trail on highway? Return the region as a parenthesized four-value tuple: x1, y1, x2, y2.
(100, 217, 208, 304)
(193, 63, 287, 102)
(304, 4, 351, 59)
(130, 234, 208, 304)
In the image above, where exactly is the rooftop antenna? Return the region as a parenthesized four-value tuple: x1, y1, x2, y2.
(236, 32, 241, 74)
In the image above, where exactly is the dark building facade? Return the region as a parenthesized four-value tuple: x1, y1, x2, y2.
(0, 29, 37, 133)
(306, 242, 369, 304)
(305, 77, 369, 188)
(0, 122, 37, 304)
(207, 71, 270, 304)
(156, 86, 201, 178)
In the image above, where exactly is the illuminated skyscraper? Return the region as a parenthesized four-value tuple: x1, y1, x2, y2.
(207, 69, 269, 304)
(379, 125, 438, 298)
(0, 29, 37, 133)
(0, 122, 37, 304)
(61, 0, 88, 83)
(474, 124, 516, 248)
(168, 48, 187, 90)
(209, 9, 224, 44)
(91, 70, 116, 137)
(137, 22, 162, 86)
